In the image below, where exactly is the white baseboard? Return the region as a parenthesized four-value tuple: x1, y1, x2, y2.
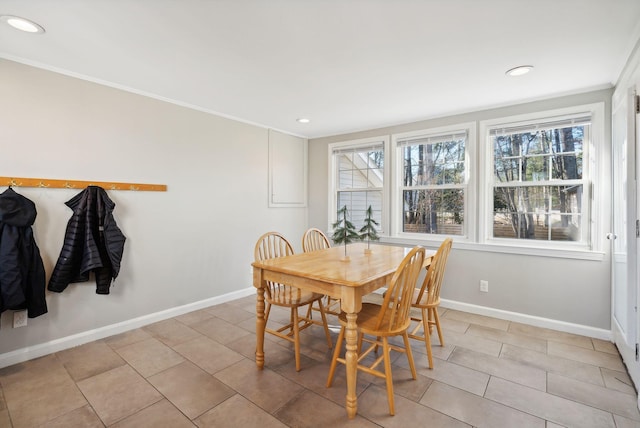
(0, 289, 613, 369)
(0, 287, 256, 369)
(440, 299, 612, 341)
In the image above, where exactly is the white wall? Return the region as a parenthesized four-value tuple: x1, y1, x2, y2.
(309, 89, 613, 334)
(0, 59, 308, 361)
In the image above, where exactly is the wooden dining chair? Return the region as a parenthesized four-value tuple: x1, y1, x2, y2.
(408, 237, 453, 369)
(254, 232, 333, 372)
(301, 228, 341, 315)
(326, 246, 426, 416)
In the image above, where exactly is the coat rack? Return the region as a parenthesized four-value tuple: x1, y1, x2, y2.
(1, 176, 167, 192)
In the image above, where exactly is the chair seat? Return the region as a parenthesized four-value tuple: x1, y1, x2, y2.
(337, 302, 411, 337)
(267, 286, 324, 307)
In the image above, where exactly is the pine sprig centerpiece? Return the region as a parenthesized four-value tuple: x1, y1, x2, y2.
(331, 205, 360, 260)
(359, 205, 380, 252)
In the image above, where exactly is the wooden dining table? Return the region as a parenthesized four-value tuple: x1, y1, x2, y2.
(251, 242, 434, 418)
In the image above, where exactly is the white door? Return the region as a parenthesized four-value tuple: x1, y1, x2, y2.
(612, 88, 640, 394)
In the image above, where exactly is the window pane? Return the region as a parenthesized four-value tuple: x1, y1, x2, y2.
(337, 190, 383, 232)
(493, 125, 586, 183)
(402, 189, 464, 235)
(337, 148, 384, 190)
(403, 137, 465, 187)
(493, 185, 582, 241)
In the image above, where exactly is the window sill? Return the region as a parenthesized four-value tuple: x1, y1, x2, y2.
(379, 236, 605, 261)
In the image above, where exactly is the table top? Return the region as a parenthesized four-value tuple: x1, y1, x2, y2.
(252, 243, 427, 287)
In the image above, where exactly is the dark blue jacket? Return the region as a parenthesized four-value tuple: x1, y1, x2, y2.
(0, 188, 47, 318)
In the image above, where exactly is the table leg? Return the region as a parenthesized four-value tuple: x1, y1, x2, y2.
(344, 311, 358, 418)
(255, 286, 266, 369)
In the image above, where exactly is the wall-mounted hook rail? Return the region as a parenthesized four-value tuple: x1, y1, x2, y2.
(0, 176, 167, 192)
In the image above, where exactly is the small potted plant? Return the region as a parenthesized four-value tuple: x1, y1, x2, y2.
(359, 205, 380, 254)
(331, 205, 360, 261)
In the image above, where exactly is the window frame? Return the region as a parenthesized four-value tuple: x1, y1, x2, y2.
(478, 103, 605, 254)
(327, 136, 390, 235)
(391, 122, 477, 244)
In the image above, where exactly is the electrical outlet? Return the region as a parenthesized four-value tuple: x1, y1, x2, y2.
(480, 280, 489, 293)
(13, 310, 28, 328)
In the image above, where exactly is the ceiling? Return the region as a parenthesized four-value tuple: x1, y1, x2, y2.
(1, 1, 639, 139)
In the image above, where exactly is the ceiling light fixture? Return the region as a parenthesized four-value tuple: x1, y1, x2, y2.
(506, 65, 533, 76)
(296, 118, 310, 124)
(0, 15, 45, 33)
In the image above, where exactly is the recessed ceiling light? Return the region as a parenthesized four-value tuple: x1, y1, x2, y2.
(296, 118, 310, 124)
(0, 15, 45, 33)
(506, 65, 533, 76)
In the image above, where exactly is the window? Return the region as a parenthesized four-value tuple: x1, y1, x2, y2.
(329, 137, 387, 232)
(326, 104, 604, 258)
(481, 104, 603, 252)
(393, 123, 475, 239)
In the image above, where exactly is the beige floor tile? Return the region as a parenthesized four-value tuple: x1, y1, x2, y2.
(0, 355, 87, 428)
(600, 367, 636, 395)
(42, 404, 103, 428)
(0, 385, 6, 411)
(407, 336, 455, 362)
(274, 389, 379, 427)
(547, 341, 626, 371)
(396, 352, 490, 396)
(207, 303, 256, 325)
(547, 372, 640, 420)
(191, 316, 252, 345)
(214, 359, 305, 412)
(77, 365, 162, 426)
(148, 360, 234, 419)
(143, 318, 203, 347)
(442, 309, 510, 331)
(438, 316, 471, 333)
(369, 365, 434, 403)
(546, 423, 567, 428)
(103, 328, 153, 350)
(614, 414, 640, 428)
(508, 322, 593, 349)
(358, 384, 470, 427)
(0, 354, 62, 389)
(467, 324, 547, 353)
(420, 381, 545, 427)
(110, 399, 195, 428)
(592, 338, 619, 355)
(0, 409, 10, 428)
(56, 340, 126, 381)
(274, 358, 373, 406)
(174, 308, 216, 326)
(173, 335, 245, 374)
(437, 327, 503, 357)
(449, 347, 546, 390)
(485, 377, 615, 428)
(500, 344, 604, 385)
(116, 337, 185, 377)
(195, 394, 287, 428)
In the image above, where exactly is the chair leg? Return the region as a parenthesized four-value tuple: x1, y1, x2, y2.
(422, 308, 434, 369)
(316, 298, 333, 349)
(382, 337, 395, 416)
(433, 308, 444, 346)
(402, 331, 417, 379)
(326, 326, 345, 387)
(292, 308, 301, 372)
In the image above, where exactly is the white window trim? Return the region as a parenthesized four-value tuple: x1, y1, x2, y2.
(478, 102, 605, 255)
(327, 136, 390, 234)
(390, 122, 477, 245)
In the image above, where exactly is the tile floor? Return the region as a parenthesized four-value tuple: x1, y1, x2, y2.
(0, 294, 638, 427)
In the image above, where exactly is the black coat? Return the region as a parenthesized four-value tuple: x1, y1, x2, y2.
(0, 188, 47, 318)
(48, 186, 126, 294)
